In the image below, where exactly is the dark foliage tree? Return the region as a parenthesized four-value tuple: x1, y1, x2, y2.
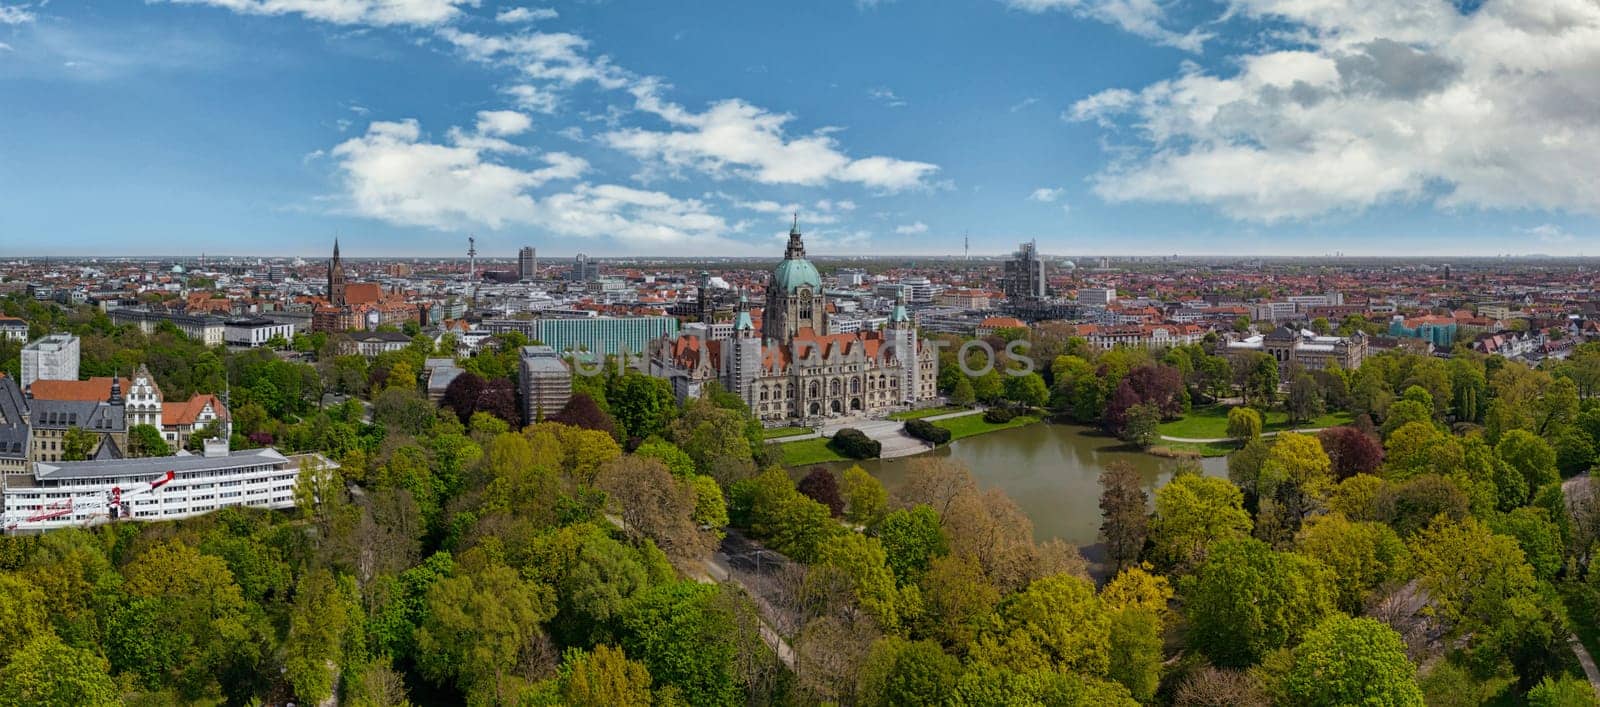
(550, 393, 618, 437)
(904, 418, 951, 444)
(1099, 461, 1149, 572)
(1319, 426, 1384, 479)
(798, 467, 845, 517)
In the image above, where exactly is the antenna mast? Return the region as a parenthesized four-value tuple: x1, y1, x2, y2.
(964, 232, 970, 261)
(467, 236, 478, 306)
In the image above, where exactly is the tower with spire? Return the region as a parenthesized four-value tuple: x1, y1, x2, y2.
(328, 238, 347, 308)
(764, 215, 826, 342)
(726, 290, 763, 408)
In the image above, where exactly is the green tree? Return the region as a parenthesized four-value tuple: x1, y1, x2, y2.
(687, 474, 729, 531)
(609, 372, 677, 440)
(118, 540, 262, 699)
(1226, 407, 1263, 445)
(818, 532, 911, 630)
(60, 426, 98, 460)
(1295, 513, 1409, 613)
(415, 563, 557, 703)
(1150, 474, 1252, 569)
(857, 636, 962, 707)
(949, 376, 976, 406)
(841, 465, 888, 527)
(127, 423, 172, 457)
(0, 573, 50, 665)
(286, 568, 356, 704)
(1407, 516, 1539, 636)
(916, 553, 1000, 652)
(558, 644, 654, 707)
(634, 439, 696, 477)
(1278, 615, 1423, 706)
(1121, 402, 1161, 449)
(1496, 430, 1558, 504)
(1183, 538, 1336, 667)
(876, 505, 949, 585)
(1003, 372, 1050, 408)
(0, 634, 119, 707)
(1489, 506, 1565, 581)
(969, 573, 1111, 676)
(1526, 675, 1600, 706)
(620, 582, 741, 706)
(1285, 373, 1326, 424)
(1381, 399, 1433, 439)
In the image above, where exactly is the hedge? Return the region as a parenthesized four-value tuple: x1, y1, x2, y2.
(984, 407, 1017, 424)
(828, 428, 882, 459)
(904, 418, 952, 445)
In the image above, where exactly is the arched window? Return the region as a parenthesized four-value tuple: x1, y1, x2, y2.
(850, 378, 861, 394)
(809, 381, 820, 397)
(830, 379, 842, 396)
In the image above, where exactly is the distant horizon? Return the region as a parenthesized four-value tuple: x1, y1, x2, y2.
(3, 250, 1598, 263)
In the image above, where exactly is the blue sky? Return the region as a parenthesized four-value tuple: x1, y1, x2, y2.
(1, 0, 1597, 257)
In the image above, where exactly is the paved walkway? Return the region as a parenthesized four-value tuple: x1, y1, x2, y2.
(1159, 427, 1331, 444)
(761, 408, 988, 459)
(1571, 634, 1600, 693)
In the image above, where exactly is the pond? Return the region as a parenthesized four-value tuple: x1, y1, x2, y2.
(823, 422, 1229, 548)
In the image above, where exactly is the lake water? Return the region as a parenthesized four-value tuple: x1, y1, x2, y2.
(823, 422, 1228, 547)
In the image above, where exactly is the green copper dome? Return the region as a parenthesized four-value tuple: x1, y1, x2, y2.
(772, 258, 821, 292)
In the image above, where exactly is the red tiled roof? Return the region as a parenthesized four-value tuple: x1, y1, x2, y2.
(163, 394, 229, 426)
(29, 377, 129, 402)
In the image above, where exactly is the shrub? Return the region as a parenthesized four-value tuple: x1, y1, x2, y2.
(984, 407, 1016, 424)
(829, 428, 882, 459)
(904, 419, 952, 445)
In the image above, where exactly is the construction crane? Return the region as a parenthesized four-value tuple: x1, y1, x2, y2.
(3, 471, 175, 532)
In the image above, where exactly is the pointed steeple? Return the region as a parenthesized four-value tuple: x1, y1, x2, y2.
(889, 290, 911, 325)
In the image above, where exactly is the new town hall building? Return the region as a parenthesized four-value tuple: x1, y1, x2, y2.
(649, 221, 939, 424)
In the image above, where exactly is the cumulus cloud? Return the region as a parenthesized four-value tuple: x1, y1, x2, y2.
(602, 86, 939, 191)
(158, 0, 471, 26)
(895, 221, 929, 234)
(1002, 0, 1209, 52)
(327, 119, 751, 251)
(436, 28, 631, 89)
(475, 109, 532, 137)
(0, 4, 34, 25)
(1029, 187, 1065, 202)
(1071, 0, 1600, 222)
(868, 87, 908, 107)
(496, 6, 556, 23)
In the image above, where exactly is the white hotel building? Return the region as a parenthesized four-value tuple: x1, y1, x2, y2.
(1, 442, 330, 533)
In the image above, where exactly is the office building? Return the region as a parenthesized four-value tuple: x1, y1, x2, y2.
(1078, 288, 1117, 307)
(569, 253, 601, 282)
(224, 317, 297, 348)
(518, 246, 538, 281)
(2, 444, 329, 533)
(1003, 241, 1048, 301)
(110, 308, 227, 346)
(519, 345, 572, 422)
(21, 333, 79, 388)
(538, 316, 678, 358)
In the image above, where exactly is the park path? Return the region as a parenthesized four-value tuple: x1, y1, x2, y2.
(1159, 427, 1331, 444)
(605, 513, 796, 669)
(761, 407, 989, 460)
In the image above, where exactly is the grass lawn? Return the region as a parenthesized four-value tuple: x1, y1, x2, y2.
(762, 426, 814, 440)
(1150, 440, 1239, 458)
(934, 412, 1041, 441)
(888, 405, 966, 421)
(778, 437, 848, 466)
(1157, 405, 1354, 440)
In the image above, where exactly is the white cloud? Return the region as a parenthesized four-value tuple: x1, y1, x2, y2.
(1002, 0, 1210, 52)
(895, 221, 929, 234)
(1524, 224, 1574, 244)
(0, 42, 12, 51)
(475, 109, 532, 136)
(735, 199, 799, 214)
(778, 228, 872, 252)
(868, 87, 908, 107)
(504, 83, 559, 113)
(1009, 97, 1040, 112)
(0, 4, 34, 25)
(816, 199, 856, 211)
(436, 28, 631, 89)
(496, 6, 557, 23)
(158, 0, 472, 27)
(1029, 187, 1065, 202)
(603, 87, 939, 191)
(1071, 0, 1600, 222)
(327, 118, 751, 251)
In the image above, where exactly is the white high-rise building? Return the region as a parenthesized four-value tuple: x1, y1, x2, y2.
(1078, 288, 1117, 307)
(21, 333, 79, 388)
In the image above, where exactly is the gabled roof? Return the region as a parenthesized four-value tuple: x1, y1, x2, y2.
(163, 394, 229, 426)
(29, 378, 129, 403)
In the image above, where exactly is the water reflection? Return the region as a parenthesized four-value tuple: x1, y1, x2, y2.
(820, 422, 1228, 547)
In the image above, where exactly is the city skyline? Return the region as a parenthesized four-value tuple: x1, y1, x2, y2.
(2, 0, 1598, 257)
